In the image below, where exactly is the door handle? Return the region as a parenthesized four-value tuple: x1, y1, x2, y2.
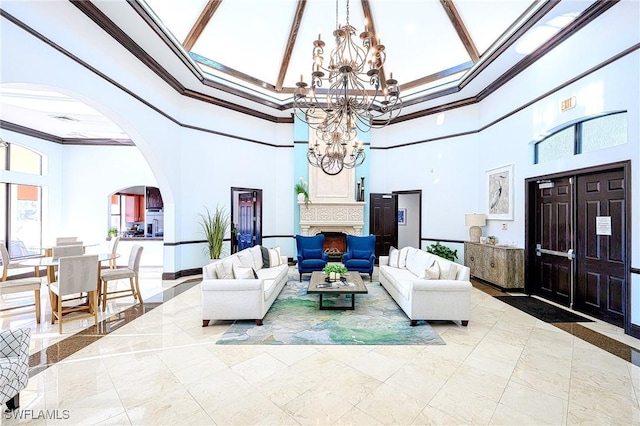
(536, 244, 574, 260)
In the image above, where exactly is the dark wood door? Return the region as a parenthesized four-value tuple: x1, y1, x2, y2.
(238, 193, 254, 251)
(532, 177, 573, 306)
(575, 169, 626, 326)
(369, 193, 397, 258)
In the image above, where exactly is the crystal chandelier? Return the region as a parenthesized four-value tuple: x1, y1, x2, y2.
(293, 0, 401, 171)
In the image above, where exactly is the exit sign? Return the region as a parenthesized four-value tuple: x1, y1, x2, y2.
(561, 96, 576, 112)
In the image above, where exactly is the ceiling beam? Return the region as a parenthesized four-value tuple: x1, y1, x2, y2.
(439, 0, 480, 63)
(276, 0, 307, 92)
(182, 0, 223, 52)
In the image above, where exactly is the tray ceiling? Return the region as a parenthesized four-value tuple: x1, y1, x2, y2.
(0, 0, 610, 142)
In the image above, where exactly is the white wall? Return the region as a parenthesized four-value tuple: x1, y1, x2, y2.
(2, 0, 638, 327)
(1, 3, 295, 274)
(368, 2, 640, 325)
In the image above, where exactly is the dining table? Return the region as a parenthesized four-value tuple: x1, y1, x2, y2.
(19, 253, 119, 324)
(41, 242, 101, 257)
(19, 253, 119, 285)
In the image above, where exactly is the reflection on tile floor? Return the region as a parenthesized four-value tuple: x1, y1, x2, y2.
(1, 266, 640, 425)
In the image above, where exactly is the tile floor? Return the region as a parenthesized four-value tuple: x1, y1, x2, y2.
(1, 266, 639, 425)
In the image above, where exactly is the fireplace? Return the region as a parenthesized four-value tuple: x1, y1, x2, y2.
(299, 201, 365, 237)
(320, 232, 347, 261)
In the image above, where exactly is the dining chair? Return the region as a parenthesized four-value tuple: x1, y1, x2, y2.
(52, 244, 84, 260)
(0, 242, 24, 281)
(108, 236, 120, 269)
(99, 245, 144, 311)
(55, 237, 78, 245)
(49, 254, 99, 334)
(0, 243, 42, 324)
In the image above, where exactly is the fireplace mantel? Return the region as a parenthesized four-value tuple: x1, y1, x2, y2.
(299, 201, 365, 236)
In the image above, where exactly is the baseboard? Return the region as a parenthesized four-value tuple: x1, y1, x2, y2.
(162, 268, 201, 280)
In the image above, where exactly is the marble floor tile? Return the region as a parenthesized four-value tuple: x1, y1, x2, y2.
(426, 380, 500, 425)
(499, 380, 568, 425)
(354, 382, 426, 425)
(2, 266, 640, 425)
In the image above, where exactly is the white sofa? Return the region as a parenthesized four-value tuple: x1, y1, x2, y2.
(201, 245, 288, 326)
(379, 247, 471, 326)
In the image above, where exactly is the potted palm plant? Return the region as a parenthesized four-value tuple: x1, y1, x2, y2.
(197, 205, 230, 259)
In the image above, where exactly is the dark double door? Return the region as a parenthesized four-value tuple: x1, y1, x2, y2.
(528, 164, 628, 327)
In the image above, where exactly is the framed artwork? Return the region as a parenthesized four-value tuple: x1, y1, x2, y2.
(398, 208, 407, 226)
(486, 164, 514, 220)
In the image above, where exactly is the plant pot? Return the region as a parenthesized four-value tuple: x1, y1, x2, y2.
(297, 193, 306, 203)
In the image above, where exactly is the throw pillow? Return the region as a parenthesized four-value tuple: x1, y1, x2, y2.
(438, 261, 459, 280)
(261, 246, 270, 269)
(236, 250, 255, 269)
(388, 246, 400, 267)
(249, 245, 264, 271)
(302, 248, 324, 259)
(268, 247, 282, 267)
(405, 247, 418, 270)
(232, 263, 254, 279)
(352, 249, 371, 259)
(398, 247, 410, 269)
(421, 261, 440, 279)
(408, 250, 432, 277)
(215, 257, 241, 279)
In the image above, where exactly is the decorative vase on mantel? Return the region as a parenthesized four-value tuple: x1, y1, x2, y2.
(297, 193, 306, 203)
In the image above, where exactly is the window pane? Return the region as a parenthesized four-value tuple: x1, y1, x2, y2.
(536, 127, 575, 164)
(9, 144, 42, 175)
(581, 113, 627, 153)
(9, 184, 42, 258)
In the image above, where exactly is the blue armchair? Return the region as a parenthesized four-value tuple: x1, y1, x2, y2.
(342, 235, 376, 281)
(295, 235, 329, 281)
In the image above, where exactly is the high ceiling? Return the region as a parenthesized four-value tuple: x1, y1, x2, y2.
(143, 0, 537, 99)
(0, 0, 610, 143)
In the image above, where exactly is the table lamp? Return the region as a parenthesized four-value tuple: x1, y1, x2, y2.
(465, 214, 487, 243)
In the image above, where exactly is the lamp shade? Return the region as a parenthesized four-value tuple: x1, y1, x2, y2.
(465, 214, 487, 227)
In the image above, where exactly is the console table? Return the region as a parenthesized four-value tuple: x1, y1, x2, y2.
(464, 242, 524, 290)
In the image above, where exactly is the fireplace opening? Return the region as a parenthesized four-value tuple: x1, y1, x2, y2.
(319, 232, 347, 261)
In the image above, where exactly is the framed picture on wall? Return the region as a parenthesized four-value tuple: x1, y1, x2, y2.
(486, 164, 514, 220)
(398, 208, 407, 226)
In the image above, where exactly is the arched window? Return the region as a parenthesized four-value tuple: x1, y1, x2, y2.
(534, 111, 627, 164)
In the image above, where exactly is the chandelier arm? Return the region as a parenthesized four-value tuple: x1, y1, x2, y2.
(294, 0, 401, 171)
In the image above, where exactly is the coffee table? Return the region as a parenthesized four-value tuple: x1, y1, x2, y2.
(307, 271, 368, 310)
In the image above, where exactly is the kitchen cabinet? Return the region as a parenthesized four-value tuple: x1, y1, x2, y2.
(125, 195, 144, 222)
(464, 242, 524, 290)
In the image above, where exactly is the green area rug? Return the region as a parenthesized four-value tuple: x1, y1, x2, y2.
(216, 280, 445, 345)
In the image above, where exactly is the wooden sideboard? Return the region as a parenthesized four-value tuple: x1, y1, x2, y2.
(464, 242, 524, 290)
